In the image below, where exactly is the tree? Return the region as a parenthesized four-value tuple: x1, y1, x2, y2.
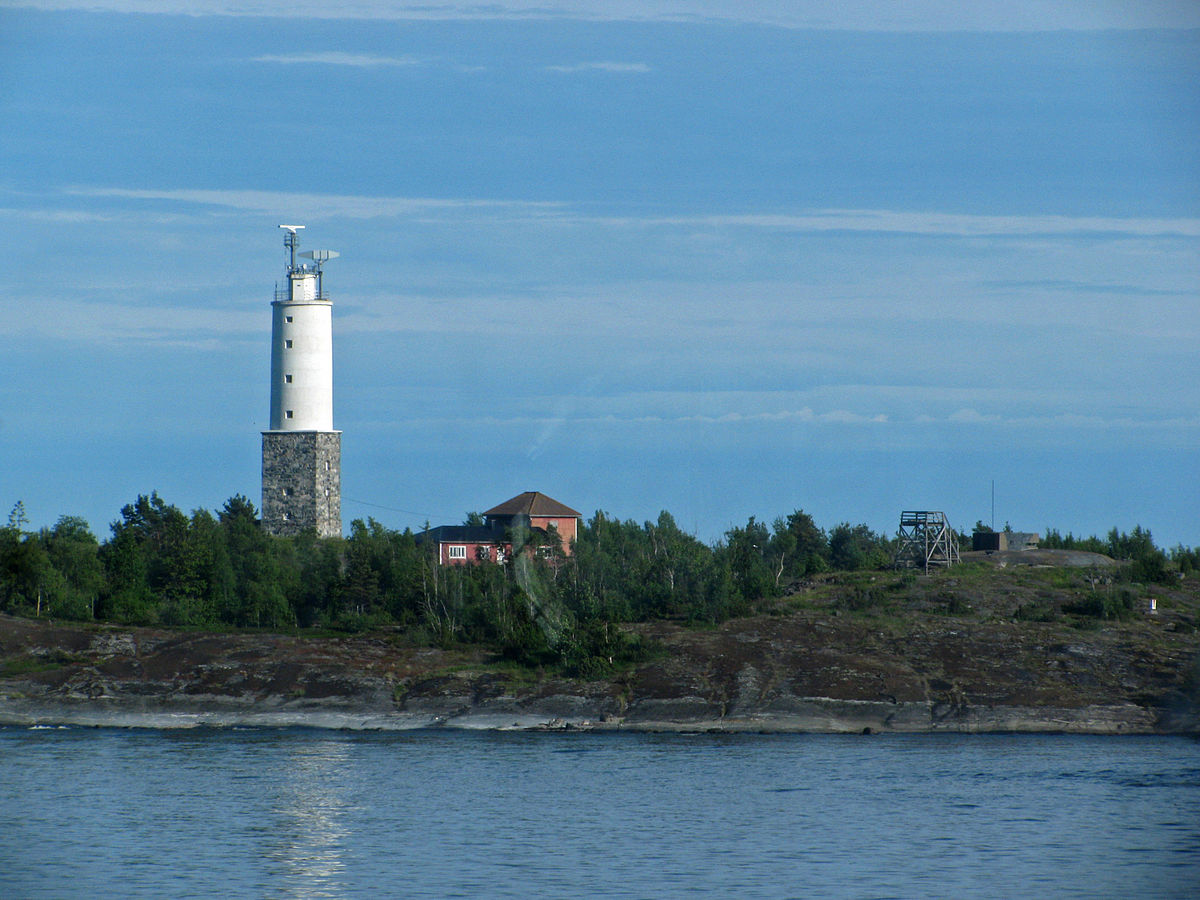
(767, 510, 828, 585)
(101, 493, 207, 624)
(829, 523, 891, 571)
(724, 517, 774, 603)
(41, 516, 104, 619)
(0, 502, 54, 616)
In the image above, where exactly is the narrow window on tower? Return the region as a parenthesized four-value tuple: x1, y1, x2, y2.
(285, 339, 293, 348)
(285, 315, 293, 323)
(285, 374, 293, 383)
(286, 410, 294, 419)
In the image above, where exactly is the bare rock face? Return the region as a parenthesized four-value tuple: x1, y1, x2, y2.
(90, 632, 137, 657)
(0, 601, 1196, 733)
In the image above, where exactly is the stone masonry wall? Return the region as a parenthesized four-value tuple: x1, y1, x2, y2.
(262, 431, 341, 538)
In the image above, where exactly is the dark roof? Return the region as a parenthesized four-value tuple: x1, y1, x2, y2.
(416, 525, 503, 544)
(483, 491, 581, 519)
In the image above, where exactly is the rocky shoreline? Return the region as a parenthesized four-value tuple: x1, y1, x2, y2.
(2, 606, 1196, 735)
(0, 697, 1167, 735)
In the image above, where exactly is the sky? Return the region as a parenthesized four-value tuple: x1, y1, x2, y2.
(2, 1, 1198, 548)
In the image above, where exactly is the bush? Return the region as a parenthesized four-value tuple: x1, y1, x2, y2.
(1130, 551, 1173, 585)
(1015, 602, 1057, 623)
(1063, 589, 1135, 620)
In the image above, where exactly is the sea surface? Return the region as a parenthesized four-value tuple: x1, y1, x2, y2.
(1, 728, 1196, 899)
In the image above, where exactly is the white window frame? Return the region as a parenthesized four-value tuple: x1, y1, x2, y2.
(447, 545, 467, 560)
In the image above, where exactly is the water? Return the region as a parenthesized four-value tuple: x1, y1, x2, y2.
(1, 729, 1196, 899)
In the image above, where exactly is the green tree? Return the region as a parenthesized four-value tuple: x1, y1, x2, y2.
(768, 510, 829, 585)
(828, 522, 890, 571)
(218, 495, 294, 628)
(101, 493, 208, 624)
(723, 517, 774, 604)
(99, 519, 155, 623)
(41, 516, 104, 619)
(0, 502, 54, 616)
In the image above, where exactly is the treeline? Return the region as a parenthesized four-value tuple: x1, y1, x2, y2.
(1042, 525, 1198, 583)
(0, 496, 895, 670)
(0, 494, 1193, 672)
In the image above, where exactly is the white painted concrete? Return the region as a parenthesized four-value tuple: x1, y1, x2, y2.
(269, 271, 334, 431)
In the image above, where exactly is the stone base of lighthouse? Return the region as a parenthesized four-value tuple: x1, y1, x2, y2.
(261, 431, 341, 538)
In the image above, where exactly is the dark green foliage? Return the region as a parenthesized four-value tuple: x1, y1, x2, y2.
(766, 510, 829, 584)
(1042, 528, 1109, 554)
(840, 585, 880, 612)
(1171, 544, 1200, 575)
(723, 517, 774, 605)
(1014, 601, 1057, 622)
(101, 493, 213, 625)
(41, 516, 104, 619)
(1, 502, 54, 617)
(563, 511, 724, 623)
(0, 649, 84, 678)
(1063, 588, 1137, 621)
(5, 493, 1195, 672)
(1045, 524, 1183, 585)
(559, 621, 659, 680)
(828, 522, 892, 572)
(1130, 550, 1173, 585)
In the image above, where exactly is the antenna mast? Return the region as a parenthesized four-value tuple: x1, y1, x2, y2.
(279, 224, 305, 274)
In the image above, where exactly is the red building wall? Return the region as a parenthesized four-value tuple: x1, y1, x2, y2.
(438, 541, 511, 566)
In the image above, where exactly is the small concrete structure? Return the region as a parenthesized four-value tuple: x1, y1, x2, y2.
(972, 531, 1041, 552)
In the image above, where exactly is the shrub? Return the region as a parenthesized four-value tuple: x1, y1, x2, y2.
(1063, 589, 1135, 620)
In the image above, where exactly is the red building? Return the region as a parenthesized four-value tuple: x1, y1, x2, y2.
(419, 491, 582, 566)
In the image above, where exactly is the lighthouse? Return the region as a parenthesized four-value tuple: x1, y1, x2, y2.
(261, 225, 342, 537)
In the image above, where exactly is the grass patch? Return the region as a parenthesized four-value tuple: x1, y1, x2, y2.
(0, 650, 84, 679)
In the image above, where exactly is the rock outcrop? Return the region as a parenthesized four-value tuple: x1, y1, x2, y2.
(2, 604, 1195, 733)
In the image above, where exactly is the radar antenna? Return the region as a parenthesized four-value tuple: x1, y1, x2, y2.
(300, 249, 340, 298)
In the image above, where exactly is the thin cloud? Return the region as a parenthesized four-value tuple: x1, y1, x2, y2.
(50, 189, 1200, 238)
(544, 62, 651, 73)
(0, 297, 259, 344)
(252, 52, 423, 67)
(386, 408, 1200, 432)
(0, 208, 115, 224)
(62, 187, 563, 218)
(586, 209, 1200, 239)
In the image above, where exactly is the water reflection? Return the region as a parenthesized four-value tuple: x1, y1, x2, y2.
(266, 738, 354, 897)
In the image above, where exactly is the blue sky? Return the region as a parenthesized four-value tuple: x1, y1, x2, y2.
(2, 1, 1198, 547)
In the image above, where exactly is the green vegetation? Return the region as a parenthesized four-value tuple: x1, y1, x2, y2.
(1, 495, 1195, 673)
(0, 649, 83, 679)
(1042, 524, 1179, 585)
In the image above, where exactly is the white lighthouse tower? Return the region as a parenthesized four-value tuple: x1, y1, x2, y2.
(261, 225, 342, 537)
